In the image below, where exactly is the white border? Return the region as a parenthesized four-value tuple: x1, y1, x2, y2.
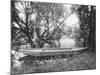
(20, 0, 96, 5)
(0, 0, 98, 75)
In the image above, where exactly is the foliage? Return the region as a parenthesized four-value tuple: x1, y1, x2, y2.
(11, 1, 77, 49)
(11, 1, 96, 49)
(77, 5, 96, 49)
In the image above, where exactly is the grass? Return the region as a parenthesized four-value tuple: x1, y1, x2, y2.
(11, 49, 96, 75)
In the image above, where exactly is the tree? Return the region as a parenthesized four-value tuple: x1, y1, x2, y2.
(77, 5, 96, 49)
(11, 1, 80, 49)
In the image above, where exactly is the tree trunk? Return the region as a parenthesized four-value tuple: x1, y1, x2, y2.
(28, 38, 36, 48)
(27, 33, 36, 48)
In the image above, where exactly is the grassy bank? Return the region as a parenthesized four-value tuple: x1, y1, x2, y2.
(11, 49, 96, 75)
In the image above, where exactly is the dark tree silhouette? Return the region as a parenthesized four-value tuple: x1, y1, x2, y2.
(78, 5, 96, 50)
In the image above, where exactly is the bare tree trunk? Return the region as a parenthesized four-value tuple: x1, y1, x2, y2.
(26, 33, 36, 48)
(28, 38, 36, 48)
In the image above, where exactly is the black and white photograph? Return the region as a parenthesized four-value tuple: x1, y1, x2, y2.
(11, 0, 96, 75)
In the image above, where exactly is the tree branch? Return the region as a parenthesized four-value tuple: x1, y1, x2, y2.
(12, 26, 26, 34)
